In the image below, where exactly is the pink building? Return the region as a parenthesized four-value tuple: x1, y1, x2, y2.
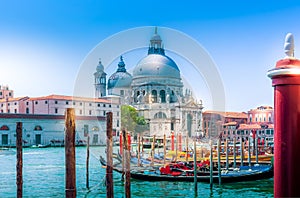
(248, 106, 274, 124)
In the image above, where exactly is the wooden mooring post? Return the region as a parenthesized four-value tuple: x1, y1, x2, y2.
(137, 134, 141, 167)
(65, 108, 76, 198)
(123, 130, 131, 198)
(150, 135, 156, 166)
(240, 138, 244, 166)
(84, 125, 90, 189)
(193, 138, 197, 196)
(225, 139, 229, 170)
(16, 122, 23, 198)
(217, 138, 221, 185)
(163, 134, 166, 165)
(248, 139, 251, 167)
(106, 112, 114, 198)
(233, 137, 236, 168)
(209, 140, 213, 189)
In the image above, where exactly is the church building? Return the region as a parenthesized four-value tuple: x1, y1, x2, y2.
(94, 29, 204, 138)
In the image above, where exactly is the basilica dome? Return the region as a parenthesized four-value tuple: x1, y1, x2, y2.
(133, 54, 180, 79)
(107, 56, 132, 89)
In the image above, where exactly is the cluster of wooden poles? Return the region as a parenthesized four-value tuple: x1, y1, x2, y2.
(15, 108, 88, 198)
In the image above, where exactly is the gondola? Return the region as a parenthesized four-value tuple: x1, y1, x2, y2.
(99, 156, 273, 183)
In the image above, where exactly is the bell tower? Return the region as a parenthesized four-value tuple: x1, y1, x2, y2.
(94, 59, 107, 98)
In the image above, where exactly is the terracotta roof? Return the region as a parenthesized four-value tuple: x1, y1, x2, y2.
(0, 113, 106, 121)
(238, 124, 262, 130)
(223, 121, 237, 126)
(203, 111, 247, 119)
(0, 96, 29, 102)
(28, 94, 113, 104)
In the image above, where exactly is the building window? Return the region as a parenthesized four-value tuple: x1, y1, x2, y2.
(120, 90, 124, 96)
(55, 101, 58, 104)
(8, 103, 10, 106)
(171, 122, 174, 130)
(8, 109, 10, 113)
(80, 102, 82, 106)
(117, 111, 119, 116)
(109, 104, 111, 108)
(9, 92, 12, 96)
(66, 101, 69, 105)
(154, 112, 167, 119)
(34, 101, 38, 105)
(34, 125, 43, 131)
(26, 102, 29, 105)
(0, 125, 9, 130)
(14, 109, 17, 113)
(45, 101, 48, 104)
(89, 103, 92, 106)
(73, 101, 76, 105)
(80, 110, 82, 115)
(103, 111, 106, 116)
(117, 120, 119, 127)
(103, 104, 106, 107)
(0, 92, 2, 96)
(26, 108, 29, 114)
(92, 134, 98, 144)
(89, 110, 92, 115)
(160, 90, 166, 103)
(97, 103, 100, 107)
(55, 108, 58, 114)
(151, 90, 157, 103)
(14, 102, 17, 105)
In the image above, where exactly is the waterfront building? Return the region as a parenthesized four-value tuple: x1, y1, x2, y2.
(205, 106, 274, 145)
(0, 85, 14, 99)
(248, 106, 274, 124)
(0, 94, 120, 147)
(202, 111, 247, 137)
(102, 29, 204, 138)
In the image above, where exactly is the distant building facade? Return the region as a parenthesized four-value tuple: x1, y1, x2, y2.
(202, 111, 248, 137)
(203, 106, 274, 144)
(0, 94, 120, 147)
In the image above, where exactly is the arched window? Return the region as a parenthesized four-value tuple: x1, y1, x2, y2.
(151, 90, 157, 103)
(92, 126, 99, 131)
(0, 125, 9, 130)
(34, 125, 43, 131)
(160, 90, 166, 103)
(154, 112, 167, 119)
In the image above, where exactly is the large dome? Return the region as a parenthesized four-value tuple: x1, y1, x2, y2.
(133, 54, 181, 79)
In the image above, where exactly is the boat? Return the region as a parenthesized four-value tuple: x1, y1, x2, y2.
(30, 144, 51, 148)
(0, 147, 16, 155)
(99, 156, 273, 183)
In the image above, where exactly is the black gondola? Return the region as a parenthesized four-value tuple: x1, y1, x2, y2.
(99, 156, 273, 183)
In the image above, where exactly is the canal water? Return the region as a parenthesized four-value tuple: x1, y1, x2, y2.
(0, 146, 273, 197)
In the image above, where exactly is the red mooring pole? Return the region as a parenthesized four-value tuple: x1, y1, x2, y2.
(268, 33, 300, 197)
(171, 132, 175, 151)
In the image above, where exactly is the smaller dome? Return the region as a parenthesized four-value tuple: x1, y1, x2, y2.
(96, 59, 104, 72)
(108, 56, 132, 89)
(108, 72, 132, 89)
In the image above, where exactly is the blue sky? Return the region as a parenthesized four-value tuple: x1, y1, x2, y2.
(1, 1, 300, 111)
